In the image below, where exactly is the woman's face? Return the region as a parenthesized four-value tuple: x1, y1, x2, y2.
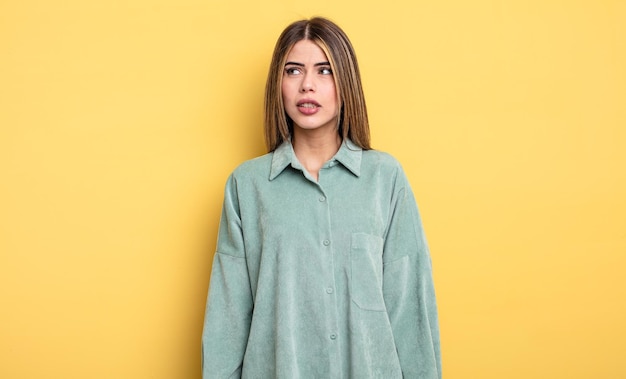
(281, 39, 339, 136)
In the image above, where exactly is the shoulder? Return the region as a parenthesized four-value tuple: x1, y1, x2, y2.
(221, 153, 274, 199)
(360, 149, 415, 194)
(361, 149, 405, 175)
(229, 152, 274, 181)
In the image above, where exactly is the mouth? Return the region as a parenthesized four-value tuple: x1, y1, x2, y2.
(297, 100, 321, 108)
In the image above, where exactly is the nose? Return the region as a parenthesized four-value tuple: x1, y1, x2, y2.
(300, 73, 315, 93)
(300, 82, 314, 93)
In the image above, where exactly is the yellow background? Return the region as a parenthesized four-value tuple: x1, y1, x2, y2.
(1, 0, 625, 378)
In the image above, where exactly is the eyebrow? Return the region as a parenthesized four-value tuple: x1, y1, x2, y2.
(284, 61, 331, 67)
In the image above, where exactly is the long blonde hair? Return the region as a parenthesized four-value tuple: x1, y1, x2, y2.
(264, 17, 371, 152)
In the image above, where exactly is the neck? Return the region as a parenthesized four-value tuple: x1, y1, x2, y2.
(292, 129, 342, 181)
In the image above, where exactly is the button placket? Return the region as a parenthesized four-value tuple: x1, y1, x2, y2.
(316, 184, 339, 373)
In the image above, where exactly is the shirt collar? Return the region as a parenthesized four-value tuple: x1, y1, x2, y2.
(269, 138, 363, 181)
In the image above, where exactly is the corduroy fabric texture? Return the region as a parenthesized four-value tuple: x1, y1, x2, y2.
(202, 139, 441, 379)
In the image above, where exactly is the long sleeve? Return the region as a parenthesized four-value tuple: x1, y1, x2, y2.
(382, 168, 442, 379)
(201, 144, 439, 378)
(202, 175, 253, 379)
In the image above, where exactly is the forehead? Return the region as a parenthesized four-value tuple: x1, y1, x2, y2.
(285, 39, 329, 62)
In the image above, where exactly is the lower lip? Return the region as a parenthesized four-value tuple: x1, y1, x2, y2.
(297, 106, 320, 115)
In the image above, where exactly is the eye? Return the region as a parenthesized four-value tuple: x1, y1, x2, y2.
(319, 67, 333, 75)
(285, 67, 302, 75)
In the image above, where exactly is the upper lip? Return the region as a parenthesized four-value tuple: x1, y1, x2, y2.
(297, 99, 321, 107)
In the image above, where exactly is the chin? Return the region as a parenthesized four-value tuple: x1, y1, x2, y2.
(296, 119, 334, 130)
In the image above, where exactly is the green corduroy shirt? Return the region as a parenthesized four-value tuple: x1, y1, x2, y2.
(202, 139, 441, 378)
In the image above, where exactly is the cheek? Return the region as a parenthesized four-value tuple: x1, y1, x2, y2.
(326, 82, 338, 102)
(281, 80, 297, 101)
(328, 86, 339, 110)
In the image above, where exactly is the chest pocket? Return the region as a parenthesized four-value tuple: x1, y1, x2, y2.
(350, 233, 386, 312)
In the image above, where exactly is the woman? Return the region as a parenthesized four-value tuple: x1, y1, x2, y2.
(202, 17, 441, 378)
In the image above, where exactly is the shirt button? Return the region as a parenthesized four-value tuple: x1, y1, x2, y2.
(319, 196, 326, 202)
(323, 240, 330, 246)
(330, 334, 337, 340)
(326, 287, 334, 294)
